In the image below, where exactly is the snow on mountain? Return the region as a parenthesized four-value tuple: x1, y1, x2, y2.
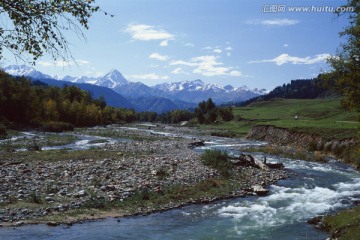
(2, 65, 267, 106)
(154, 79, 264, 104)
(155, 79, 225, 92)
(72, 76, 98, 84)
(94, 69, 128, 88)
(3, 65, 51, 79)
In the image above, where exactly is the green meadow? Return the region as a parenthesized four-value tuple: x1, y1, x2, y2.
(204, 98, 359, 140)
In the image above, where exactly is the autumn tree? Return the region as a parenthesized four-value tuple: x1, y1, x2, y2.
(0, 0, 108, 63)
(322, 0, 360, 112)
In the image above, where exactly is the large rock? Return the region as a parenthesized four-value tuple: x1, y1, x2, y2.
(252, 185, 269, 196)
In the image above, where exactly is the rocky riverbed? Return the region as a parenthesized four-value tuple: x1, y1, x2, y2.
(0, 124, 288, 226)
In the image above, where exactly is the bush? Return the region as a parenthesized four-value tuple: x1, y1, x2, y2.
(201, 149, 232, 177)
(41, 122, 74, 132)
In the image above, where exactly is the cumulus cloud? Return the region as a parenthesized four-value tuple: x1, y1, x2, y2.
(125, 24, 175, 46)
(213, 49, 223, 54)
(127, 73, 169, 80)
(249, 53, 330, 65)
(170, 55, 242, 77)
(38, 59, 90, 67)
(185, 43, 195, 47)
(247, 18, 299, 26)
(149, 53, 169, 61)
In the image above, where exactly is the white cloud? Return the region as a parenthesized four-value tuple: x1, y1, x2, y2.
(171, 67, 188, 75)
(262, 19, 299, 26)
(249, 53, 330, 65)
(169, 60, 198, 67)
(227, 52, 231, 57)
(127, 73, 169, 80)
(125, 24, 175, 46)
(149, 53, 169, 61)
(160, 40, 168, 47)
(38, 59, 90, 67)
(284, 43, 289, 48)
(213, 49, 223, 54)
(225, 47, 232, 51)
(170, 55, 243, 77)
(247, 18, 299, 26)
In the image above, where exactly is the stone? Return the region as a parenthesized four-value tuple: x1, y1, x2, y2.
(47, 221, 59, 226)
(252, 185, 269, 196)
(45, 197, 55, 202)
(77, 190, 86, 197)
(15, 221, 24, 226)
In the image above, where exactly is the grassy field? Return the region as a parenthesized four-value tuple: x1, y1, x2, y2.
(203, 98, 359, 140)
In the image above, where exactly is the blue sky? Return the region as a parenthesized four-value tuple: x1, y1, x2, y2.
(2, 0, 352, 90)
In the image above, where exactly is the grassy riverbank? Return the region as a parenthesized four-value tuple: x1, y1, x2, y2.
(322, 205, 360, 239)
(204, 98, 360, 239)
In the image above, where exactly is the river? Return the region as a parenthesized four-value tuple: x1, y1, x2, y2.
(1, 128, 360, 239)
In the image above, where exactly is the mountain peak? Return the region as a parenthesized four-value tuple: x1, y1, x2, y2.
(3, 65, 51, 79)
(95, 69, 129, 88)
(95, 69, 128, 88)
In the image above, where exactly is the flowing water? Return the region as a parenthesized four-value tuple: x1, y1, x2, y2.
(1, 130, 360, 239)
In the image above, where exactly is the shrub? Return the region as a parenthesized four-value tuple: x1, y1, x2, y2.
(41, 122, 74, 132)
(201, 149, 232, 177)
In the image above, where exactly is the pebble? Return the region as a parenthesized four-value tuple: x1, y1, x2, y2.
(0, 124, 288, 224)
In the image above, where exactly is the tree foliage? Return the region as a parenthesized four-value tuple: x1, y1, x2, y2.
(0, 0, 107, 63)
(195, 98, 233, 124)
(0, 71, 135, 128)
(322, 0, 360, 112)
(157, 109, 194, 124)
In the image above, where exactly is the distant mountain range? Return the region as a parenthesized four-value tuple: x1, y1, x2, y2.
(2, 65, 266, 113)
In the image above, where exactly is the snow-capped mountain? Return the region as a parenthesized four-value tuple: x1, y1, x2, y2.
(153, 79, 264, 104)
(94, 69, 128, 88)
(155, 79, 225, 92)
(3, 65, 51, 79)
(2, 65, 267, 109)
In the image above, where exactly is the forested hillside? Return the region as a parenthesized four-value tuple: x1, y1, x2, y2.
(0, 71, 136, 129)
(238, 78, 331, 106)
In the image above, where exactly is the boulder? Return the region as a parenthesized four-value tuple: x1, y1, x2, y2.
(252, 185, 269, 196)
